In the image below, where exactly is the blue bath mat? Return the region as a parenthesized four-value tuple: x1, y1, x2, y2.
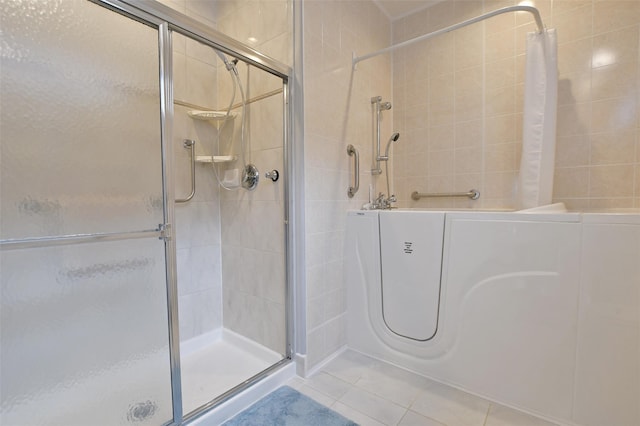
(222, 386, 358, 426)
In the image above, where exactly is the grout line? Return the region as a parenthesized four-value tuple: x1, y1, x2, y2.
(396, 408, 410, 426)
(330, 399, 386, 426)
(483, 403, 493, 426)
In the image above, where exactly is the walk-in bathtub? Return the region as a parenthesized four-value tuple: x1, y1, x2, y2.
(346, 208, 639, 426)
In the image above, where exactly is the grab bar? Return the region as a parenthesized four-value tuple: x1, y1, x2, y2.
(176, 139, 196, 203)
(411, 189, 480, 200)
(347, 144, 359, 198)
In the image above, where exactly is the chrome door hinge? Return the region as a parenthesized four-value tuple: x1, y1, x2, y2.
(158, 223, 172, 241)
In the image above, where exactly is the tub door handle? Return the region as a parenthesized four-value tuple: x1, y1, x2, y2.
(347, 144, 359, 198)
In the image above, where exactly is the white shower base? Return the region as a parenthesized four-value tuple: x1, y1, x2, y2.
(180, 328, 283, 415)
(2, 328, 284, 425)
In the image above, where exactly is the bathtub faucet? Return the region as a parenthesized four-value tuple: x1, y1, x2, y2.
(372, 192, 396, 209)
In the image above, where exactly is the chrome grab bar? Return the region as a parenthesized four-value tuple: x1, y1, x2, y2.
(347, 144, 359, 198)
(176, 139, 195, 203)
(411, 189, 480, 201)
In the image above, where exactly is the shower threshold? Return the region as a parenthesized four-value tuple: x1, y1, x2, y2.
(180, 329, 283, 415)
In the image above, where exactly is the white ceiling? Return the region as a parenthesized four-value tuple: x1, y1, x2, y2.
(373, 0, 446, 21)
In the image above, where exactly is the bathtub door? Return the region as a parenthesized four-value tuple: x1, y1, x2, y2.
(0, 1, 175, 424)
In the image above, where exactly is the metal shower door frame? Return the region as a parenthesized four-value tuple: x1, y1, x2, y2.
(92, 1, 294, 424)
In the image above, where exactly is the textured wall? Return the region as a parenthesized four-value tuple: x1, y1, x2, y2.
(392, 0, 640, 211)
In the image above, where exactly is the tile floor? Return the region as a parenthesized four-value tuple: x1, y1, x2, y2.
(287, 350, 560, 426)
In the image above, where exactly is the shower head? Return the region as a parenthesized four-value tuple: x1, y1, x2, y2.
(384, 132, 400, 156)
(379, 132, 400, 161)
(379, 101, 392, 111)
(215, 50, 228, 64)
(216, 51, 239, 74)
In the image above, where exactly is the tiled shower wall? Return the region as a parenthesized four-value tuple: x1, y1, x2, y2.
(157, 0, 292, 67)
(172, 30, 223, 342)
(218, 69, 288, 354)
(215, 0, 293, 66)
(392, 0, 640, 211)
(213, 0, 292, 354)
(302, 0, 392, 368)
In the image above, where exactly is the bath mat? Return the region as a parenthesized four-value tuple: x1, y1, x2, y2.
(222, 386, 358, 426)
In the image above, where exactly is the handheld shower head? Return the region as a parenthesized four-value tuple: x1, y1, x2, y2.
(216, 51, 239, 74)
(384, 132, 400, 158)
(379, 101, 392, 111)
(377, 132, 400, 161)
(383, 132, 400, 205)
(215, 50, 228, 64)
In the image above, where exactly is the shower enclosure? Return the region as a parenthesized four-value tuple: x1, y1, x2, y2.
(0, 0, 292, 424)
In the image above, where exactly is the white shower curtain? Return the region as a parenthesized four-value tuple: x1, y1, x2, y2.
(517, 28, 558, 210)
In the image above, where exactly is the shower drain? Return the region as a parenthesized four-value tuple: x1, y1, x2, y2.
(127, 400, 157, 422)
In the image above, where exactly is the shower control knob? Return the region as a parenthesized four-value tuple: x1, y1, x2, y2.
(265, 170, 279, 182)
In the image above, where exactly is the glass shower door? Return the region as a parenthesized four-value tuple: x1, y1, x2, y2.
(172, 30, 289, 417)
(1, 1, 174, 424)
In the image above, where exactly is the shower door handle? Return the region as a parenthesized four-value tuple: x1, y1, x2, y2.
(347, 144, 359, 198)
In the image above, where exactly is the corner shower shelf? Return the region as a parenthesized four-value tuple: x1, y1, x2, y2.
(188, 110, 236, 121)
(196, 155, 237, 163)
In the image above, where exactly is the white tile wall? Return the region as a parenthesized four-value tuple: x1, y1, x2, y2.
(174, 104, 224, 341)
(215, 70, 287, 353)
(216, 0, 293, 66)
(302, 0, 393, 369)
(172, 28, 225, 342)
(212, 1, 291, 354)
